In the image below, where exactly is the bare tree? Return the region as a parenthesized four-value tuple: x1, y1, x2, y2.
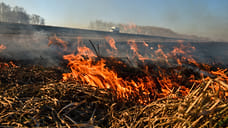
(0, 2, 11, 22)
(0, 2, 45, 25)
(13, 6, 30, 24)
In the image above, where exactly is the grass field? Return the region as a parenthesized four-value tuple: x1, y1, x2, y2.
(0, 23, 228, 127)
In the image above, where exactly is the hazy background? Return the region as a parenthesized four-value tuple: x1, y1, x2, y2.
(0, 0, 228, 41)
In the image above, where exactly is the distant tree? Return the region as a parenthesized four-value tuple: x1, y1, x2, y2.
(30, 14, 40, 24)
(0, 2, 11, 22)
(13, 6, 30, 24)
(40, 17, 45, 25)
(0, 2, 45, 25)
(30, 14, 45, 25)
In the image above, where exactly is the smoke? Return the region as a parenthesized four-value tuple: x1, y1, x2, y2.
(0, 29, 61, 66)
(0, 22, 227, 68)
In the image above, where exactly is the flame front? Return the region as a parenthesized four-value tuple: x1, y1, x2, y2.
(59, 36, 196, 103)
(62, 45, 157, 102)
(48, 35, 227, 103)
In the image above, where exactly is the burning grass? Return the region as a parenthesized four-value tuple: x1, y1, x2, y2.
(0, 61, 227, 127)
(109, 79, 228, 128)
(0, 36, 228, 127)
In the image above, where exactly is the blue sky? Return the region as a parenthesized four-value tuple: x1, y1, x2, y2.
(1, 0, 228, 41)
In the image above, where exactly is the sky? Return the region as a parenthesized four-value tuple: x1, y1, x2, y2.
(1, 0, 228, 41)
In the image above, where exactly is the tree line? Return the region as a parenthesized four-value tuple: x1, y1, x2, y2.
(0, 2, 45, 25)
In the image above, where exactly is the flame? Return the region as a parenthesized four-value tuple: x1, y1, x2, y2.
(9, 61, 18, 68)
(48, 34, 68, 51)
(0, 61, 18, 69)
(62, 43, 158, 102)
(154, 44, 169, 63)
(0, 44, 6, 52)
(60, 37, 194, 103)
(0, 44, 18, 69)
(127, 40, 144, 59)
(105, 36, 117, 50)
(143, 41, 149, 47)
(48, 35, 227, 103)
(62, 54, 160, 103)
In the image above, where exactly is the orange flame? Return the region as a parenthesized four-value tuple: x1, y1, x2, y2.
(60, 37, 196, 103)
(0, 61, 18, 69)
(127, 40, 143, 59)
(105, 36, 117, 50)
(48, 35, 227, 103)
(0, 44, 6, 52)
(62, 52, 159, 102)
(154, 44, 169, 64)
(169, 43, 199, 66)
(143, 41, 149, 47)
(48, 34, 68, 51)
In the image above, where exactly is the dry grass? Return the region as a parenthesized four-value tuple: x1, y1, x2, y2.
(0, 64, 227, 127)
(109, 79, 228, 128)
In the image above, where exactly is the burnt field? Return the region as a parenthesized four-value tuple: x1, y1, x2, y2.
(0, 23, 228, 127)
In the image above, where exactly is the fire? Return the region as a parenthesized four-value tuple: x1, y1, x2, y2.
(0, 44, 19, 69)
(60, 38, 195, 103)
(48, 35, 227, 103)
(128, 40, 144, 59)
(0, 61, 18, 69)
(62, 43, 157, 102)
(169, 43, 198, 66)
(143, 41, 149, 47)
(48, 34, 68, 51)
(0, 44, 6, 52)
(105, 36, 117, 50)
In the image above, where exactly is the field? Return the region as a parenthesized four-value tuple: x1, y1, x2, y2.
(0, 23, 228, 127)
